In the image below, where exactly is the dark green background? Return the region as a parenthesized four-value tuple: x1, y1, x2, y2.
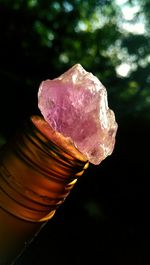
(0, 1, 150, 264)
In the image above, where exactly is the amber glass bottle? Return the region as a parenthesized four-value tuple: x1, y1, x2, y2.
(0, 116, 89, 265)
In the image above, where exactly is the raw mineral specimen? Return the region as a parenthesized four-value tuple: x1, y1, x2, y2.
(38, 64, 118, 165)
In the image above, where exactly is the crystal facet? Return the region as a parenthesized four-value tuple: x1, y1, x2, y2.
(38, 64, 118, 165)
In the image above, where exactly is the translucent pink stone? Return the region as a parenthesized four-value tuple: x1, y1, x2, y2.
(38, 64, 118, 165)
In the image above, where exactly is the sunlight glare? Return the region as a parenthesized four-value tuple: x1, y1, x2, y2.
(121, 6, 140, 20)
(116, 0, 127, 4)
(122, 22, 145, 34)
(116, 63, 131, 77)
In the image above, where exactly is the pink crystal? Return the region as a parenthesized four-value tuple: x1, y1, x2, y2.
(38, 64, 118, 165)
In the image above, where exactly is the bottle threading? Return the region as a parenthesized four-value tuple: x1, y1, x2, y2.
(0, 116, 89, 264)
(0, 116, 89, 222)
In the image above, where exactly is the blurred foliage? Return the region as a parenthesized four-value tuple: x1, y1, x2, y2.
(0, 0, 150, 137)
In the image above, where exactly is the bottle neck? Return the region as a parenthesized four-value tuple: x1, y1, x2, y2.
(0, 116, 89, 223)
